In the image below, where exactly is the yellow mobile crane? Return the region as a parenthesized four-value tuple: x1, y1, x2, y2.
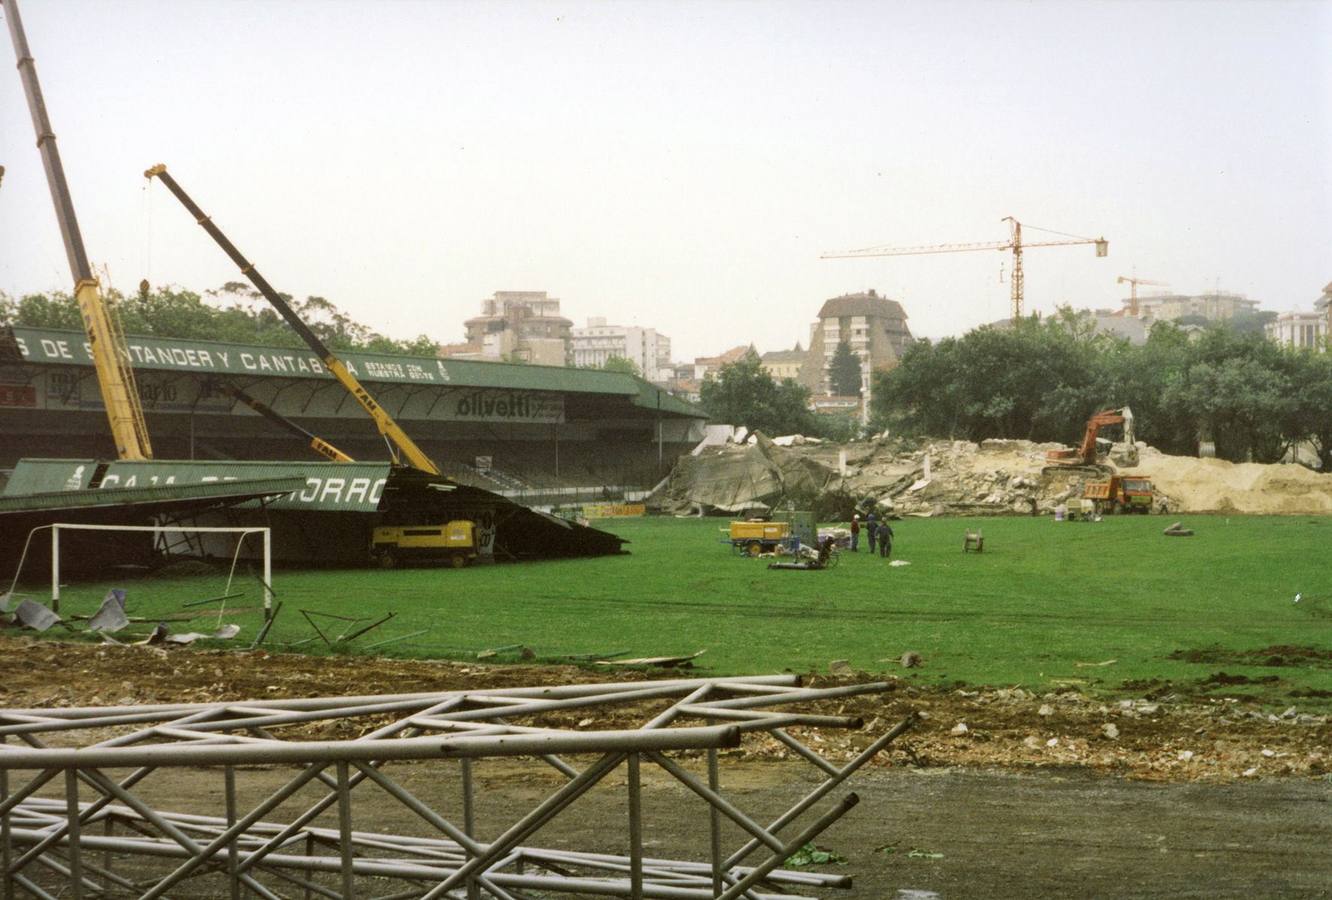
(144, 166, 479, 565)
(4, 0, 153, 460)
(144, 164, 441, 476)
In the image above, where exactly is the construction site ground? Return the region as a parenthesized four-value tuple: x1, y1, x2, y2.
(2, 639, 1328, 898)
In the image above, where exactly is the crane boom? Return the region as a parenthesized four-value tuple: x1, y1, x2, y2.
(213, 381, 355, 463)
(822, 217, 1108, 321)
(144, 164, 441, 475)
(1116, 275, 1169, 317)
(4, 0, 153, 460)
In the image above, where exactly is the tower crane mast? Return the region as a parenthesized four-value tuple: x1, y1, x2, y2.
(1117, 275, 1168, 317)
(3, 0, 153, 459)
(823, 217, 1109, 321)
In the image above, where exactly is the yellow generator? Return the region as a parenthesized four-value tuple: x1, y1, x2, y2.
(723, 520, 793, 556)
(372, 520, 477, 569)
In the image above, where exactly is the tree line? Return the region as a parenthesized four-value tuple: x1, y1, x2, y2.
(0, 282, 440, 356)
(870, 311, 1332, 469)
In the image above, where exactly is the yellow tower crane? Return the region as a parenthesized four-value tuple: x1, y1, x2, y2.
(823, 217, 1108, 322)
(1116, 275, 1169, 317)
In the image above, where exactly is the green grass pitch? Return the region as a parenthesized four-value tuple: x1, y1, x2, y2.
(35, 515, 1332, 709)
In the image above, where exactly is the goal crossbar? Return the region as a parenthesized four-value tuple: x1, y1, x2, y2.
(12, 523, 273, 614)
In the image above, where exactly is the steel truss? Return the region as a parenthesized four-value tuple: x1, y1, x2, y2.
(0, 675, 913, 898)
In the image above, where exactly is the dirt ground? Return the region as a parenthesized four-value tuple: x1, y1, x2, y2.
(2, 638, 1329, 898)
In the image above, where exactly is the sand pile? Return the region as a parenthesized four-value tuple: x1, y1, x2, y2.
(1125, 448, 1332, 515)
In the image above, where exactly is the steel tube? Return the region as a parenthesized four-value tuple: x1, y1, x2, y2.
(0, 726, 738, 769)
(424, 752, 625, 898)
(225, 766, 239, 900)
(707, 748, 723, 896)
(352, 762, 483, 857)
(647, 753, 783, 853)
(336, 762, 355, 900)
(716, 794, 860, 900)
(725, 713, 915, 869)
(63, 770, 81, 900)
(628, 753, 642, 900)
(0, 676, 800, 720)
(138, 762, 329, 900)
(1, 761, 10, 900)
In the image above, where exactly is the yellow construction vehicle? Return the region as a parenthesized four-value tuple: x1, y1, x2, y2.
(6, 0, 152, 461)
(722, 520, 793, 556)
(145, 166, 478, 565)
(144, 164, 440, 476)
(372, 521, 477, 569)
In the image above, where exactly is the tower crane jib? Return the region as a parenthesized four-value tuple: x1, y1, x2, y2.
(822, 218, 1108, 322)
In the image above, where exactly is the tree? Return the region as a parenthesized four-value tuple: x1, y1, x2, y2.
(700, 350, 821, 436)
(0, 285, 439, 357)
(601, 356, 641, 377)
(828, 341, 863, 396)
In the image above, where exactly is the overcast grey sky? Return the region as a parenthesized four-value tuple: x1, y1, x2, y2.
(2, 0, 1329, 360)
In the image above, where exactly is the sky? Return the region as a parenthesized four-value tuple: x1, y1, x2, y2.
(2, 0, 1330, 361)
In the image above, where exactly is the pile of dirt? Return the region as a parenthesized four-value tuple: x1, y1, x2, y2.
(651, 432, 1332, 518)
(1, 637, 1325, 782)
(1123, 446, 1332, 514)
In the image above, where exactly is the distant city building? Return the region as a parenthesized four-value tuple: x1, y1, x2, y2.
(1267, 311, 1327, 350)
(1090, 311, 1150, 344)
(799, 290, 912, 397)
(570, 317, 672, 381)
(692, 345, 752, 381)
(760, 343, 805, 381)
(1319, 281, 1332, 337)
(450, 291, 572, 366)
(1126, 291, 1259, 322)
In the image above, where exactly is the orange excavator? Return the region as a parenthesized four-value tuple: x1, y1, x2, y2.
(1045, 407, 1138, 469)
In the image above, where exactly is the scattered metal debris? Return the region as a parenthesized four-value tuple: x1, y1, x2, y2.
(477, 642, 525, 659)
(595, 649, 707, 668)
(297, 608, 396, 646)
(86, 588, 128, 633)
(12, 598, 60, 632)
(163, 623, 241, 645)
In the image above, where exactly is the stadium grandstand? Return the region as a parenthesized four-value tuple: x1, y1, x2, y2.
(0, 326, 707, 504)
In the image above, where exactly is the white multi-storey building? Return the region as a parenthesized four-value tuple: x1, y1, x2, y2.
(1267, 311, 1327, 350)
(570, 317, 673, 381)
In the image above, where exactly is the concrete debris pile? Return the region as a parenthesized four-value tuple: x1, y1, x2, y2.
(651, 432, 1332, 517)
(648, 432, 841, 515)
(837, 438, 1076, 517)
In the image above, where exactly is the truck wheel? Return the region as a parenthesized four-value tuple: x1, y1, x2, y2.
(747, 541, 762, 557)
(449, 553, 466, 569)
(377, 551, 397, 570)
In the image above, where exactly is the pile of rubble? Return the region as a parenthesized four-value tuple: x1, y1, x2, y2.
(649, 432, 1332, 518)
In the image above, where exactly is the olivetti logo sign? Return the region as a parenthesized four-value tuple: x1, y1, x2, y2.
(452, 391, 563, 423)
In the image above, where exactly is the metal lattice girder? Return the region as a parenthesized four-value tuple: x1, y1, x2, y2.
(1, 675, 915, 898)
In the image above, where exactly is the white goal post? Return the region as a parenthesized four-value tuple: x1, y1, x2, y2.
(18, 523, 273, 614)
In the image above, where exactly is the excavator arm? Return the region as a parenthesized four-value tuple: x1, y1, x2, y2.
(145, 164, 440, 475)
(1047, 406, 1135, 467)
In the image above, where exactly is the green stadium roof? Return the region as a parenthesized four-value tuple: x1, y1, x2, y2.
(8, 326, 703, 419)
